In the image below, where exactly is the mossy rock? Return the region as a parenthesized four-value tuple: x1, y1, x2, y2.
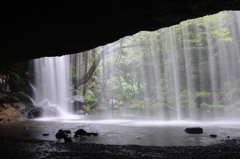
(17, 91, 31, 103)
(10, 96, 20, 103)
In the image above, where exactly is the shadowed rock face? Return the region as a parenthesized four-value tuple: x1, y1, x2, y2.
(0, 1, 240, 63)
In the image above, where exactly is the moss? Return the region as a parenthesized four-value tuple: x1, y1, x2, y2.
(17, 91, 31, 103)
(200, 103, 225, 111)
(8, 71, 26, 92)
(10, 96, 20, 103)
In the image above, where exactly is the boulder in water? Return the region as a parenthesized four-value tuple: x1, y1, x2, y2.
(74, 129, 98, 138)
(26, 105, 43, 119)
(210, 134, 217, 138)
(55, 129, 72, 142)
(184, 127, 203, 134)
(43, 106, 60, 117)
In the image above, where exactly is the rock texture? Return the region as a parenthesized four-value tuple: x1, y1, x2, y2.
(1, 137, 240, 159)
(0, 103, 25, 123)
(0, 1, 240, 63)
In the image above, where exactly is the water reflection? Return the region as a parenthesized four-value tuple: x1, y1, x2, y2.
(1, 112, 240, 146)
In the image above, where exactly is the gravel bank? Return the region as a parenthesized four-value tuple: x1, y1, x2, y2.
(1, 137, 240, 159)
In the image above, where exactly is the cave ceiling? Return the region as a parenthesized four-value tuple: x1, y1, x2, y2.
(0, 1, 240, 63)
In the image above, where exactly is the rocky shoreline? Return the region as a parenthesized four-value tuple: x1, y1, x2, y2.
(1, 137, 240, 159)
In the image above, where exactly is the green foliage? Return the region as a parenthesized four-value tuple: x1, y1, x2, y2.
(0, 61, 29, 93)
(91, 75, 97, 80)
(17, 91, 28, 99)
(91, 82, 96, 87)
(69, 63, 79, 80)
(70, 85, 83, 96)
(8, 71, 26, 92)
(5, 96, 21, 104)
(160, 103, 172, 109)
(10, 96, 20, 103)
(83, 105, 90, 112)
(195, 91, 211, 98)
(69, 11, 240, 112)
(126, 100, 144, 108)
(83, 90, 95, 102)
(17, 91, 31, 103)
(180, 90, 191, 107)
(200, 103, 225, 110)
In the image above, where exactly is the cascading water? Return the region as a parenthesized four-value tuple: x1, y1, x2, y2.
(31, 55, 72, 117)
(31, 11, 240, 121)
(96, 11, 240, 120)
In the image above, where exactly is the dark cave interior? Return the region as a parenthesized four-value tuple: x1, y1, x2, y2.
(1, 1, 240, 63)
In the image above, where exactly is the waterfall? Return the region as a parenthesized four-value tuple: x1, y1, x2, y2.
(31, 55, 72, 117)
(30, 11, 240, 120)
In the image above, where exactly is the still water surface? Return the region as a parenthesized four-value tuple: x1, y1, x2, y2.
(1, 110, 240, 146)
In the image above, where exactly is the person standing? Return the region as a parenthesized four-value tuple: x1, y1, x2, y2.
(110, 98, 115, 110)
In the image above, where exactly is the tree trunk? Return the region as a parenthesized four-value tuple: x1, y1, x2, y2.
(74, 42, 159, 89)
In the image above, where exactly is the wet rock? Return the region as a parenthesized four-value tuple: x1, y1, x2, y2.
(55, 132, 65, 139)
(74, 129, 87, 137)
(63, 137, 73, 142)
(184, 127, 203, 134)
(74, 129, 98, 138)
(72, 101, 84, 114)
(43, 134, 49, 136)
(43, 106, 60, 117)
(25, 105, 43, 119)
(55, 129, 72, 142)
(76, 110, 86, 115)
(210, 134, 217, 138)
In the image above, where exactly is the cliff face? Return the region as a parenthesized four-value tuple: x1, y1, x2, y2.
(0, 1, 240, 63)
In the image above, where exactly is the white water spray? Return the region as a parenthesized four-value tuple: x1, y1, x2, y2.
(31, 56, 72, 117)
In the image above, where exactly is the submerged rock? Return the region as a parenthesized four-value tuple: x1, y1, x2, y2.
(210, 134, 217, 138)
(184, 127, 203, 134)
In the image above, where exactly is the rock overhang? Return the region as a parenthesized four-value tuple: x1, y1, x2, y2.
(0, 1, 240, 63)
